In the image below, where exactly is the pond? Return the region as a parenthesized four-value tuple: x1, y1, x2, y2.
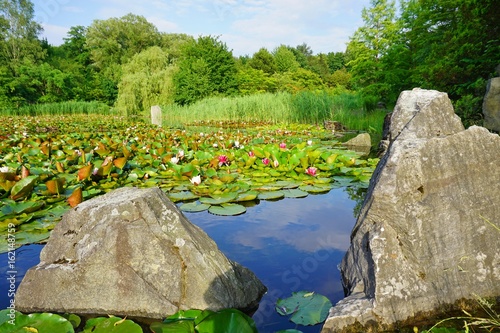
(0, 187, 362, 332)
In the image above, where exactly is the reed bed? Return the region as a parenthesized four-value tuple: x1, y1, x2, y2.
(1, 101, 112, 116)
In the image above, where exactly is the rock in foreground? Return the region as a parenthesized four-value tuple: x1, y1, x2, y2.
(322, 88, 500, 332)
(16, 187, 266, 319)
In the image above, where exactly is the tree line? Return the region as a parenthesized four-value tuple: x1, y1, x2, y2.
(1, 0, 498, 124)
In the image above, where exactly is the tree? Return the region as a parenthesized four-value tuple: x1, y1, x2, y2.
(173, 35, 238, 105)
(346, 0, 398, 102)
(0, 0, 44, 69)
(236, 66, 277, 95)
(273, 45, 300, 73)
(248, 48, 277, 75)
(326, 52, 345, 73)
(115, 46, 177, 116)
(86, 13, 162, 82)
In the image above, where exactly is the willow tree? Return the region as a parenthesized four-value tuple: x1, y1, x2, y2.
(115, 46, 177, 117)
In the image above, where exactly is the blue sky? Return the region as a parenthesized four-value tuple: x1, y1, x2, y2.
(32, 0, 370, 56)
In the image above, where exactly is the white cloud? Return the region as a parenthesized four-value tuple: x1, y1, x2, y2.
(40, 23, 69, 45)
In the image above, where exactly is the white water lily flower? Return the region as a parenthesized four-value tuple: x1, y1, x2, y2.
(307, 140, 313, 146)
(190, 175, 201, 186)
(0, 166, 10, 173)
(178, 150, 184, 158)
(170, 156, 179, 164)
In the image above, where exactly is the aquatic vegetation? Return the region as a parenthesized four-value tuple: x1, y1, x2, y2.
(0, 115, 379, 252)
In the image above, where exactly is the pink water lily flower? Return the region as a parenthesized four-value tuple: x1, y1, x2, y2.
(248, 151, 255, 157)
(190, 175, 201, 186)
(218, 155, 229, 166)
(262, 157, 270, 166)
(305, 166, 317, 176)
(279, 142, 286, 149)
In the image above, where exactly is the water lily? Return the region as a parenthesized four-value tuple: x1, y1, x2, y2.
(279, 142, 286, 149)
(0, 166, 11, 173)
(213, 143, 218, 148)
(190, 175, 201, 186)
(305, 166, 317, 176)
(218, 155, 229, 166)
(273, 160, 279, 168)
(248, 151, 255, 157)
(234, 140, 240, 148)
(170, 156, 179, 164)
(262, 158, 270, 166)
(307, 140, 313, 146)
(177, 150, 184, 158)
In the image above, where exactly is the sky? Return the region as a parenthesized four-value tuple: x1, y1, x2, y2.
(32, 0, 370, 57)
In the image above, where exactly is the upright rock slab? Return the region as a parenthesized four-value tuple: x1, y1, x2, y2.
(483, 77, 500, 132)
(16, 187, 266, 319)
(322, 88, 500, 332)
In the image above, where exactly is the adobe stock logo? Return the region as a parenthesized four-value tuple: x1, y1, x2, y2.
(36, 0, 71, 25)
(211, 0, 239, 21)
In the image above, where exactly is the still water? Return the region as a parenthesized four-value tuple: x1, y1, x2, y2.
(0, 187, 361, 332)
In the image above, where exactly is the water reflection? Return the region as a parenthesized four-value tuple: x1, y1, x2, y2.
(185, 187, 359, 333)
(0, 187, 361, 333)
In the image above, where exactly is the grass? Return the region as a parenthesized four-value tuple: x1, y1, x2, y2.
(161, 91, 388, 141)
(1, 101, 113, 116)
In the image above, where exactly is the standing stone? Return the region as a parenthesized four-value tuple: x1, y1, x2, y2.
(151, 105, 162, 126)
(16, 187, 266, 320)
(483, 77, 500, 132)
(343, 133, 371, 156)
(322, 88, 500, 332)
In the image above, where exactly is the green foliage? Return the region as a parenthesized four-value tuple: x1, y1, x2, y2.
(2, 100, 111, 115)
(248, 48, 277, 74)
(273, 45, 300, 73)
(86, 13, 162, 82)
(82, 316, 142, 333)
(173, 35, 238, 105)
(236, 67, 277, 95)
(276, 291, 332, 326)
(115, 46, 177, 117)
(0, 310, 75, 333)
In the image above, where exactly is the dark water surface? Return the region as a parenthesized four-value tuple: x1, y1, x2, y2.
(0, 188, 359, 332)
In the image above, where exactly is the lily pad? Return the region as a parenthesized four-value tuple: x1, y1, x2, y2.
(208, 203, 246, 216)
(257, 191, 285, 200)
(0, 312, 75, 333)
(200, 192, 238, 205)
(276, 291, 332, 326)
(194, 309, 257, 333)
(282, 189, 309, 198)
(299, 185, 331, 194)
(168, 191, 199, 203)
(179, 202, 210, 213)
(10, 175, 38, 200)
(82, 316, 142, 333)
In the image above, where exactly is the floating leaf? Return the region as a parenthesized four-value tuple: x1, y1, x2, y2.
(180, 202, 210, 213)
(0, 312, 75, 333)
(46, 178, 65, 195)
(10, 175, 38, 200)
(257, 191, 284, 200)
(113, 156, 128, 169)
(150, 320, 194, 333)
(200, 192, 238, 205)
(82, 316, 142, 333)
(194, 309, 257, 333)
(168, 191, 199, 203)
(77, 164, 93, 181)
(67, 187, 83, 208)
(282, 189, 309, 198)
(299, 185, 331, 194)
(208, 203, 246, 216)
(234, 191, 259, 202)
(276, 291, 332, 326)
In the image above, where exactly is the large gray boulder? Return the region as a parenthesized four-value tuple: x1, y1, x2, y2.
(483, 77, 500, 132)
(16, 187, 266, 319)
(322, 88, 500, 332)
